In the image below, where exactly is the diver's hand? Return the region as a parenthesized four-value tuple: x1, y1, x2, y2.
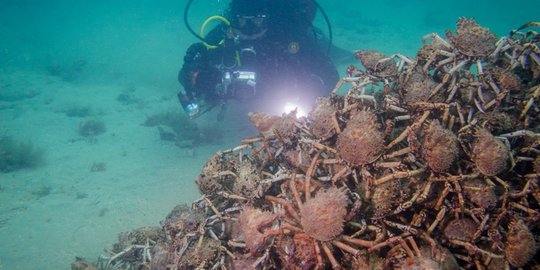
(186, 102, 201, 119)
(178, 92, 201, 119)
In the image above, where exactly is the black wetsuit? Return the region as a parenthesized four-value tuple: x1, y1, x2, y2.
(178, 0, 339, 109)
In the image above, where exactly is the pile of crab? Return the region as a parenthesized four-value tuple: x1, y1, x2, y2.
(89, 18, 540, 270)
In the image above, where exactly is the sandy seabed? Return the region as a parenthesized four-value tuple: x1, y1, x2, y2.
(1, 1, 538, 268)
(0, 68, 255, 269)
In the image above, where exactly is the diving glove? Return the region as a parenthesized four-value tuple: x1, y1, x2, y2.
(178, 92, 201, 119)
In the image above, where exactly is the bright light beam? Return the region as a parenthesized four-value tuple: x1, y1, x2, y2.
(283, 102, 307, 118)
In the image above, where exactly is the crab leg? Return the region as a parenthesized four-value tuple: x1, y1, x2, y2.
(332, 240, 361, 255)
(472, 213, 490, 242)
(204, 197, 223, 219)
(422, 33, 453, 49)
(520, 98, 535, 119)
(288, 174, 303, 210)
(373, 168, 425, 186)
(491, 37, 508, 57)
(393, 185, 423, 215)
(314, 242, 324, 269)
(529, 51, 540, 66)
(476, 60, 484, 75)
(384, 220, 418, 234)
(252, 248, 270, 268)
(500, 130, 540, 138)
(265, 195, 301, 222)
(474, 98, 486, 113)
(319, 242, 340, 269)
(434, 182, 452, 210)
(367, 236, 403, 253)
(386, 111, 430, 150)
(427, 206, 447, 234)
(435, 56, 454, 69)
(384, 146, 412, 159)
(445, 82, 459, 103)
(423, 53, 437, 72)
(450, 240, 504, 258)
(416, 181, 433, 203)
(449, 59, 469, 74)
(399, 238, 416, 259)
(305, 151, 321, 201)
(429, 73, 451, 100)
(331, 166, 350, 185)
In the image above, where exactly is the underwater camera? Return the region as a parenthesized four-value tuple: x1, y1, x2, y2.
(220, 70, 257, 102)
(178, 69, 257, 119)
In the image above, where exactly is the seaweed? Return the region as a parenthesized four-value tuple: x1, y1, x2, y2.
(143, 111, 226, 146)
(31, 185, 52, 199)
(75, 192, 88, 200)
(98, 207, 109, 217)
(116, 85, 142, 106)
(143, 111, 199, 141)
(71, 257, 96, 270)
(0, 217, 7, 229)
(0, 89, 40, 102)
(46, 59, 88, 82)
(78, 119, 106, 138)
(195, 125, 224, 145)
(90, 162, 106, 172)
(63, 105, 93, 118)
(0, 136, 45, 173)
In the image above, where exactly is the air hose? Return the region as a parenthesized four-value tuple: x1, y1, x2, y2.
(183, 0, 333, 52)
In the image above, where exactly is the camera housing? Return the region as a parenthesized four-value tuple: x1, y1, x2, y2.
(219, 70, 257, 102)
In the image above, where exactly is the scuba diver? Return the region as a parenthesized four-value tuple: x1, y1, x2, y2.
(178, 0, 341, 119)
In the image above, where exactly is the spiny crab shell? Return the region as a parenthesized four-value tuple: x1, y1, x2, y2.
(489, 67, 522, 93)
(371, 179, 409, 219)
(308, 97, 338, 140)
(463, 178, 497, 209)
(403, 66, 443, 104)
(181, 238, 222, 267)
(275, 234, 317, 269)
(273, 110, 299, 144)
(475, 111, 517, 134)
(237, 206, 277, 255)
(248, 111, 298, 143)
(417, 37, 450, 63)
(196, 153, 225, 195)
(248, 112, 281, 138)
(336, 110, 384, 166)
(422, 121, 460, 173)
(355, 50, 398, 78)
(505, 219, 536, 267)
(472, 128, 511, 176)
(162, 204, 205, 238)
(232, 160, 263, 198)
(443, 218, 477, 242)
(300, 187, 348, 241)
(446, 17, 498, 57)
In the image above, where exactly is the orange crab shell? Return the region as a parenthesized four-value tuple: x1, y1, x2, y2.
(354, 50, 398, 78)
(248, 112, 281, 138)
(472, 129, 511, 176)
(447, 17, 497, 57)
(336, 111, 384, 166)
(300, 187, 348, 241)
(309, 97, 338, 140)
(443, 218, 477, 242)
(422, 121, 460, 173)
(505, 219, 536, 267)
(237, 206, 277, 255)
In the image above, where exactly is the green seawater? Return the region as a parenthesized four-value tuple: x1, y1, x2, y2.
(0, 1, 537, 269)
